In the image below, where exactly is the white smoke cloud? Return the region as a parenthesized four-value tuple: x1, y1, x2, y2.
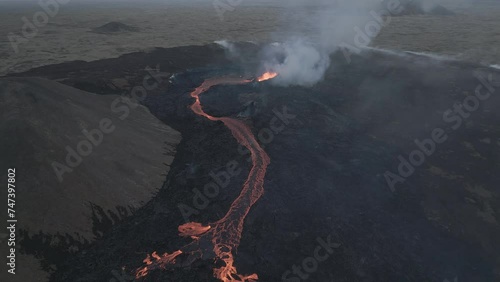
(258, 0, 403, 87)
(260, 39, 331, 87)
(214, 40, 240, 58)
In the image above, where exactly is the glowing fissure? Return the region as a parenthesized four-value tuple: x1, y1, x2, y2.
(257, 71, 278, 82)
(136, 76, 271, 282)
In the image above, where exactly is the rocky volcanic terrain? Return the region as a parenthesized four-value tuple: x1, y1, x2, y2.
(2, 43, 500, 282)
(0, 64, 181, 281)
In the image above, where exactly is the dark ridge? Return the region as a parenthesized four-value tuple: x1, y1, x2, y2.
(91, 21, 139, 34)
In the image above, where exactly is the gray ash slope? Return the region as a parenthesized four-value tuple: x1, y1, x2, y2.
(8, 43, 500, 281)
(0, 77, 181, 239)
(0, 76, 182, 282)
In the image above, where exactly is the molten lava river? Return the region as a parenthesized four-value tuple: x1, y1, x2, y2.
(135, 75, 274, 282)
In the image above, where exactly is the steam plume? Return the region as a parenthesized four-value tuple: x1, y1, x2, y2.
(259, 0, 407, 87)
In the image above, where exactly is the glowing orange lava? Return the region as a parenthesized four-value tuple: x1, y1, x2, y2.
(135, 77, 270, 282)
(257, 71, 278, 82)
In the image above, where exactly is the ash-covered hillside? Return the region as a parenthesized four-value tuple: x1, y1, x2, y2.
(0, 76, 181, 282)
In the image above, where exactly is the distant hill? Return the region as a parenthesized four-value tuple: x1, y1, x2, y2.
(91, 21, 139, 34)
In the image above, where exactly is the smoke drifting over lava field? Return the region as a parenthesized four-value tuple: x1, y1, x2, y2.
(1, 1, 500, 282)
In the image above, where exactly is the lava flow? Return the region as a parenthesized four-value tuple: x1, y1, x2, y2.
(135, 75, 273, 282)
(257, 71, 278, 82)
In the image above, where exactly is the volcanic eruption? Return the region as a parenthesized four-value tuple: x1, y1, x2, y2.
(135, 72, 277, 281)
(257, 71, 278, 82)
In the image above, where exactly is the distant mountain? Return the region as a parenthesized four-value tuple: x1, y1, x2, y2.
(91, 21, 139, 34)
